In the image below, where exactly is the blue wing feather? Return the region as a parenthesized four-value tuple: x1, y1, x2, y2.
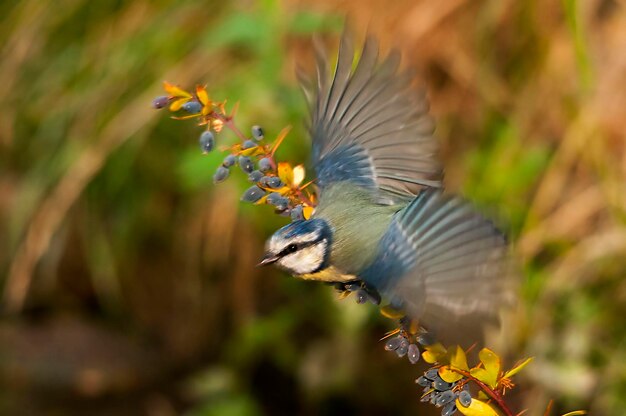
(359, 189, 509, 345)
(303, 32, 443, 204)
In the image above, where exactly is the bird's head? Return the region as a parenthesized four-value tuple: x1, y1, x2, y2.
(259, 218, 332, 276)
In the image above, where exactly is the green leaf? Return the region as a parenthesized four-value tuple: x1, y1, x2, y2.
(503, 357, 533, 379)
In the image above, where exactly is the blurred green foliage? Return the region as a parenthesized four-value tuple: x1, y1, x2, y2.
(1, 0, 625, 415)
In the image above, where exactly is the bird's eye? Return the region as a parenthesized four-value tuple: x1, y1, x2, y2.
(286, 244, 298, 254)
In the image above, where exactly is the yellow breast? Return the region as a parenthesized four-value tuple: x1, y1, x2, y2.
(299, 265, 357, 283)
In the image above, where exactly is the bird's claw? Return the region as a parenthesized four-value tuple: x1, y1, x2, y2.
(334, 281, 381, 305)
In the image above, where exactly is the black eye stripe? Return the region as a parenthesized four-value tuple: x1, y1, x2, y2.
(278, 240, 321, 257)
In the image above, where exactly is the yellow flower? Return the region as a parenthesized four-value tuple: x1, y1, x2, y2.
(163, 81, 192, 111)
(195, 85, 212, 116)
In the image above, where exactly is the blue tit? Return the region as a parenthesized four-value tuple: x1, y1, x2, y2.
(259, 33, 510, 344)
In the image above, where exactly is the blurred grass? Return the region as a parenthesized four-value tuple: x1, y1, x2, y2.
(1, 0, 625, 415)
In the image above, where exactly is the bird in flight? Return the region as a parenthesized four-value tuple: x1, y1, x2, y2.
(258, 32, 511, 346)
(261, 34, 507, 342)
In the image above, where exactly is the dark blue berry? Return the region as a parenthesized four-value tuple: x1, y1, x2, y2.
(181, 101, 202, 113)
(266, 193, 282, 205)
(248, 170, 263, 182)
(416, 376, 430, 387)
(458, 391, 472, 407)
(238, 156, 254, 173)
(251, 125, 264, 141)
(433, 378, 453, 392)
(396, 340, 409, 357)
(223, 154, 236, 167)
(258, 157, 272, 172)
(425, 369, 439, 380)
(151, 95, 169, 109)
(441, 402, 457, 416)
(242, 140, 256, 150)
(241, 185, 265, 203)
(266, 177, 282, 188)
(408, 344, 420, 364)
(213, 166, 229, 183)
(385, 336, 402, 351)
(436, 390, 456, 407)
(417, 333, 435, 346)
(273, 196, 289, 211)
(199, 131, 215, 153)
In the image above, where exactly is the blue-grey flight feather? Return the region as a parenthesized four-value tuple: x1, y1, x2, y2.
(301, 33, 443, 205)
(360, 189, 509, 345)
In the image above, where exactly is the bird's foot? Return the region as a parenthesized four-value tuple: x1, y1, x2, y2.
(334, 281, 381, 305)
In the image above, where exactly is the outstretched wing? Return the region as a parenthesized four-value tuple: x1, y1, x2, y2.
(360, 189, 511, 345)
(299, 33, 443, 205)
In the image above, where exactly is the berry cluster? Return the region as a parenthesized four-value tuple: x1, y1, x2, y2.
(152, 82, 316, 220)
(384, 330, 436, 365)
(416, 368, 471, 415)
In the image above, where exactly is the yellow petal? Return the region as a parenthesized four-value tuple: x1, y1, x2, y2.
(450, 345, 470, 371)
(439, 346, 469, 382)
(470, 368, 492, 387)
(163, 81, 192, 98)
(277, 162, 294, 185)
(171, 114, 201, 120)
(169, 97, 188, 111)
(303, 205, 314, 219)
(503, 357, 533, 379)
(439, 366, 463, 383)
(560, 411, 587, 416)
(240, 146, 259, 156)
(254, 194, 270, 205)
(421, 343, 447, 364)
(478, 348, 501, 388)
(456, 398, 499, 416)
(292, 165, 306, 187)
(196, 85, 210, 105)
(276, 186, 292, 196)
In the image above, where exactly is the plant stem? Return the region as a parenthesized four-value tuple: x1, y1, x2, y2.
(454, 369, 514, 416)
(213, 112, 248, 142)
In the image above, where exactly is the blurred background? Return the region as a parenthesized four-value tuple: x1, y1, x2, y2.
(1, 0, 625, 414)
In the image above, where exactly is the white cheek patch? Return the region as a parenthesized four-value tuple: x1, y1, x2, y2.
(278, 241, 326, 275)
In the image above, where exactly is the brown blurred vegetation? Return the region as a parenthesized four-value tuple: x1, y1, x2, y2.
(1, 0, 625, 415)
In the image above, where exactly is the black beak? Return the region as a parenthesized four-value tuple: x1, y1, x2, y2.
(257, 253, 279, 267)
